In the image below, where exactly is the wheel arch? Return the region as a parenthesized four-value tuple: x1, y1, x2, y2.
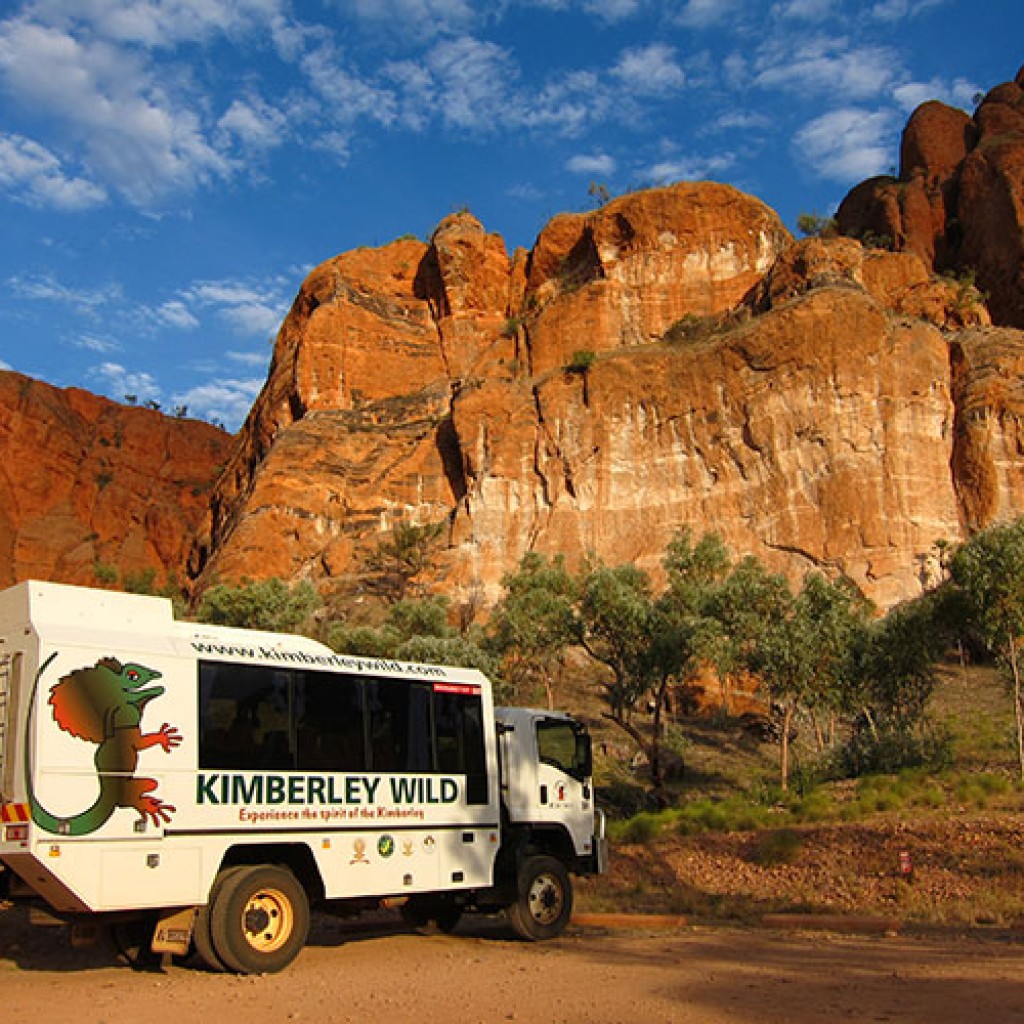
(217, 842, 325, 904)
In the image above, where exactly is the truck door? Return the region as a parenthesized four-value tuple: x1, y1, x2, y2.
(534, 717, 594, 853)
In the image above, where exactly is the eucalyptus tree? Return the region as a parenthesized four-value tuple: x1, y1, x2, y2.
(487, 552, 578, 707)
(195, 577, 321, 633)
(949, 518, 1024, 780)
(748, 572, 870, 791)
(574, 558, 687, 802)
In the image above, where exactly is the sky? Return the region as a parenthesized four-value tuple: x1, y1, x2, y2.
(0, 1, 1019, 431)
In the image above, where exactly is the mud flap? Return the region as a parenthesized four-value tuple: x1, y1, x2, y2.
(152, 906, 197, 956)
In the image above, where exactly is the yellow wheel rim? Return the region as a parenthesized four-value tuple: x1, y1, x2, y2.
(241, 886, 294, 953)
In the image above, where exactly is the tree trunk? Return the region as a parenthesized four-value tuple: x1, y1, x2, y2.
(1009, 636, 1024, 784)
(780, 704, 794, 792)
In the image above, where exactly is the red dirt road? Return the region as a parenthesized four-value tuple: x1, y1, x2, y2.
(2, 911, 1023, 1024)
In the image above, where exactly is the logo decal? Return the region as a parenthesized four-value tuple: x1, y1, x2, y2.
(378, 834, 395, 859)
(27, 655, 181, 836)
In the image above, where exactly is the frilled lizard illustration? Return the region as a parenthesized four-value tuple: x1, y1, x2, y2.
(27, 654, 182, 835)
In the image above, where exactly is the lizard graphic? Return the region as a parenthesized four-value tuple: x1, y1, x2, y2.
(27, 654, 182, 836)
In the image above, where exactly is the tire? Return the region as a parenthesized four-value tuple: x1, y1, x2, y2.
(209, 865, 310, 975)
(193, 866, 245, 973)
(507, 854, 572, 941)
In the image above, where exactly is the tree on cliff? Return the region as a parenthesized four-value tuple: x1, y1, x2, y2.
(363, 521, 446, 604)
(949, 518, 1024, 781)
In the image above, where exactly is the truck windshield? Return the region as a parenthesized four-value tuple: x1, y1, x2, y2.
(536, 719, 591, 782)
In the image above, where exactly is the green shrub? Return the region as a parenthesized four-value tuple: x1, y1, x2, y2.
(567, 349, 596, 373)
(833, 722, 953, 778)
(608, 809, 677, 844)
(749, 828, 803, 866)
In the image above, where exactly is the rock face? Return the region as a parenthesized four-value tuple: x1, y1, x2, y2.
(197, 183, 795, 604)
(4, 153, 1023, 613)
(192, 178, 1024, 612)
(837, 64, 1024, 329)
(0, 372, 230, 590)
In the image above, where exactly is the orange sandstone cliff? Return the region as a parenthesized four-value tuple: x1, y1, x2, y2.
(0, 373, 230, 590)
(192, 177, 1022, 612)
(3, 66, 1024, 613)
(837, 63, 1024, 328)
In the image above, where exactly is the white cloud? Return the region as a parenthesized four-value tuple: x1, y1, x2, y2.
(301, 40, 398, 127)
(0, 131, 106, 209)
(171, 377, 263, 429)
(88, 360, 161, 402)
(582, 0, 642, 21)
(424, 35, 518, 130)
(611, 43, 685, 96)
(336, 0, 477, 36)
(8, 271, 122, 314)
(154, 299, 199, 330)
(771, 0, 835, 19)
(522, 69, 608, 135)
(639, 152, 735, 185)
(712, 111, 773, 131)
(893, 76, 980, 113)
(566, 152, 616, 175)
(676, 0, 743, 28)
(870, 0, 944, 22)
(753, 38, 898, 100)
(183, 279, 290, 337)
(0, 16, 233, 206)
(218, 95, 290, 150)
(794, 107, 896, 181)
(226, 349, 270, 368)
(74, 333, 120, 354)
(721, 51, 748, 90)
(505, 181, 544, 201)
(24, 0, 288, 48)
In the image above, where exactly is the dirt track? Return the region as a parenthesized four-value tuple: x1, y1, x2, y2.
(2, 910, 1024, 1024)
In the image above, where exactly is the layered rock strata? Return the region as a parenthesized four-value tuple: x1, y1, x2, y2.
(0, 373, 229, 589)
(192, 181, 1024, 611)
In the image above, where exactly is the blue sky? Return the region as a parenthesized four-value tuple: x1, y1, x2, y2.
(0, 0, 1019, 430)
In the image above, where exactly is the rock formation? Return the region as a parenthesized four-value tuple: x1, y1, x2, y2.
(0, 372, 230, 590)
(3, 72, 1024, 615)
(837, 63, 1024, 329)
(191, 178, 1022, 612)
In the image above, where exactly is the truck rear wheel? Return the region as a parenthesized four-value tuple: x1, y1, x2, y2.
(193, 866, 245, 972)
(507, 854, 572, 941)
(209, 865, 310, 974)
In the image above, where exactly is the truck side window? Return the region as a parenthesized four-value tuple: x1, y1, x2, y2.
(294, 671, 365, 772)
(536, 720, 589, 782)
(435, 691, 487, 804)
(367, 679, 432, 773)
(199, 662, 294, 770)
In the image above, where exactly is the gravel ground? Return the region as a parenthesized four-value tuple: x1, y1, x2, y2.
(2, 908, 1024, 1024)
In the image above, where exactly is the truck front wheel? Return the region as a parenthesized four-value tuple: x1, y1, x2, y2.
(507, 854, 572, 941)
(209, 865, 310, 974)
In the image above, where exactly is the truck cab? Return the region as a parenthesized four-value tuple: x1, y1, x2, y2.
(496, 707, 605, 876)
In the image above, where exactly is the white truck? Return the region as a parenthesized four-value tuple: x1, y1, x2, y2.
(0, 580, 606, 973)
